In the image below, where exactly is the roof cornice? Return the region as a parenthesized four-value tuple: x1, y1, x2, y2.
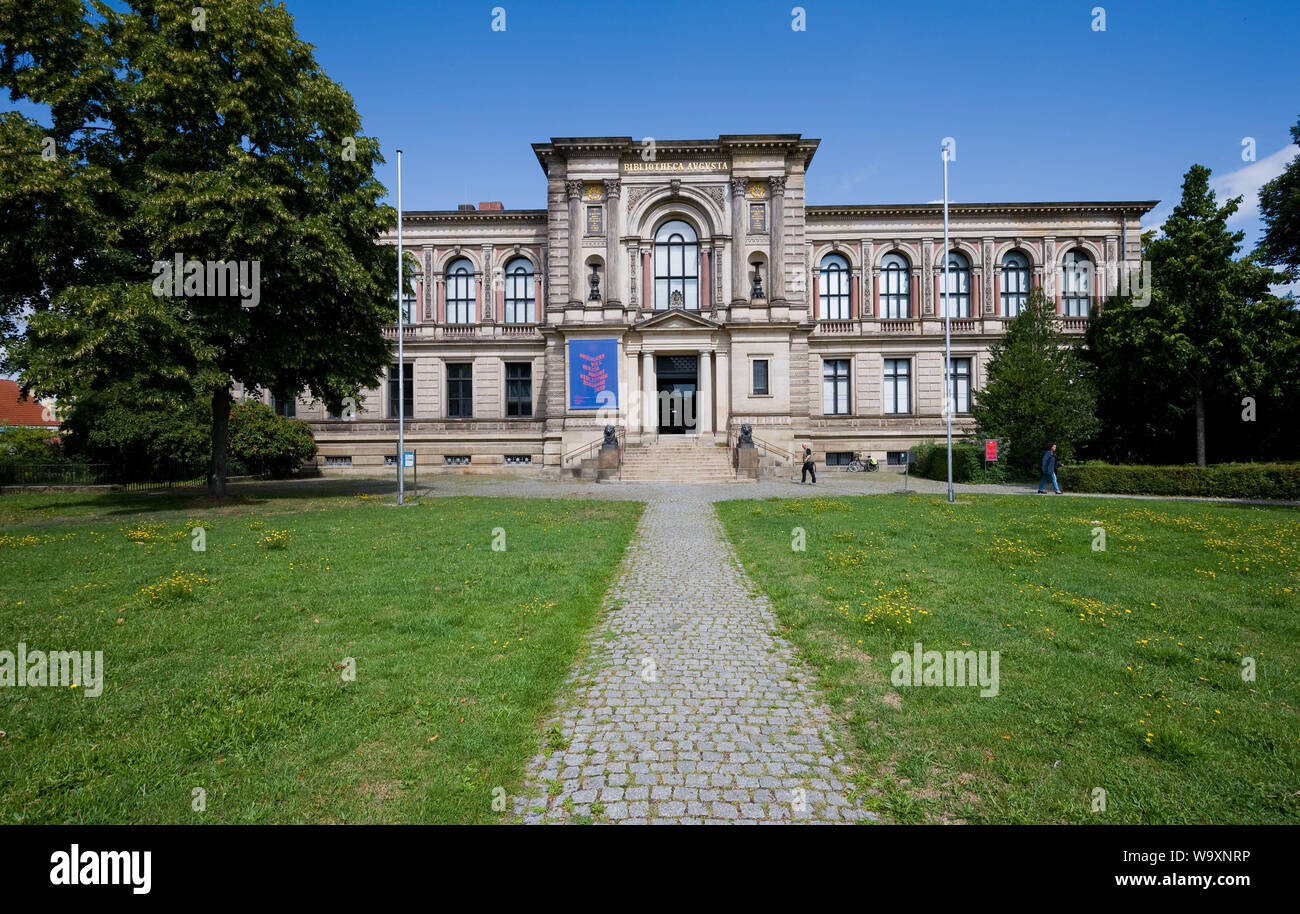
(807, 201, 1160, 218)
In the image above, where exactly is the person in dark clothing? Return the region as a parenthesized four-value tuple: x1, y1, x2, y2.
(1038, 443, 1061, 494)
(801, 444, 817, 484)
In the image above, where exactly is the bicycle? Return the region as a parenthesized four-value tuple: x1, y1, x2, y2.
(847, 452, 879, 472)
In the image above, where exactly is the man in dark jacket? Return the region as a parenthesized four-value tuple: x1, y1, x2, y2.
(1038, 443, 1061, 494)
(801, 444, 816, 484)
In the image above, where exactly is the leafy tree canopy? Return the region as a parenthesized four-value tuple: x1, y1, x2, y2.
(0, 0, 397, 494)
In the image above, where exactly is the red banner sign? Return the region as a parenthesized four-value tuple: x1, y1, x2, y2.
(985, 439, 998, 461)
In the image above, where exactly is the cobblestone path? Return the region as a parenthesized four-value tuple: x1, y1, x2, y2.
(513, 494, 874, 824)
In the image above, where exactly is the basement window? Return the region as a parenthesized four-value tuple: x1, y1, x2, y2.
(504, 455, 532, 465)
(324, 456, 352, 467)
(444, 455, 471, 466)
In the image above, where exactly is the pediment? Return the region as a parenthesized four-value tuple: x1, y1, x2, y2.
(633, 308, 720, 331)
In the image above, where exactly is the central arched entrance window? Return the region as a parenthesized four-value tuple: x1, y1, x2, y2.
(654, 219, 699, 310)
(819, 253, 850, 320)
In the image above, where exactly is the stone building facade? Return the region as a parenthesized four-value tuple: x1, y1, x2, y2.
(280, 134, 1154, 477)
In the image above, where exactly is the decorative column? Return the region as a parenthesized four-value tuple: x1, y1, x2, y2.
(437, 273, 446, 324)
(730, 177, 748, 300)
(697, 348, 714, 436)
(871, 268, 880, 318)
(566, 180, 583, 304)
(768, 175, 786, 301)
(850, 268, 859, 319)
(627, 241, 639, 308)
(641, 350, 656, 435)
(604, 179, 621, 304)
(483, 244, 496, 322)
(627, 349, 641, 434)
(642, 249, 652, 310)
(715, 348, 730, 436)
(422, 244, 434, 321)
(700, 248, 711, 311)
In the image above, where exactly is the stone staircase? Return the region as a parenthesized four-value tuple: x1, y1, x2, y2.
(616, 437, 748, 483)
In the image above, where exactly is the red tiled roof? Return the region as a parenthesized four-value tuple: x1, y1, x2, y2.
(0, 380, 60, 428)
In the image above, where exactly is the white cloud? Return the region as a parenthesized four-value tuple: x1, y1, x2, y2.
(1144, 142, 1297, 238)
(1213, 143, 1298, 227)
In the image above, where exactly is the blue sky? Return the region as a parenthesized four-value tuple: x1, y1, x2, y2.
(3, 0, 1297, 249)
(279, 0, 1300, 252)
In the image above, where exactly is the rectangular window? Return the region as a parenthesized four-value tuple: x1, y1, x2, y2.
(825, 452, 852, 466)
(324, 455, 351, 467)
(887, 450, 909, 466)
(444, 455, 471, 466)
(446, 363, 473, 418)
(822, 358, 850, 416)
(504, 455, 532, 465)
(884, 358, 911, 415)
(948, 357, 972, 414)
(387, 364, 413, 419)
(752, 359, 770, 396)
(272, 395, 296, 419)
(505, 363, 533, 417)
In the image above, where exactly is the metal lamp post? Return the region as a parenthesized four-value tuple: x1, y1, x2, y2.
(941, 140, 954, 504)
(396, 148, 405, 506)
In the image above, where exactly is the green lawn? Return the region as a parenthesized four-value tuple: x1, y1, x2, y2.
(716, 493, 1300, 824)
(0, 483, 641, 823)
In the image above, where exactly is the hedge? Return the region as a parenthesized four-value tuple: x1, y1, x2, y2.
(1056, 462, 1300, 500)
(909, 441, 1007, 484)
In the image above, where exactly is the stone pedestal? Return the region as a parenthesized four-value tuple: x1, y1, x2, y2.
(737, 446, 759, 478)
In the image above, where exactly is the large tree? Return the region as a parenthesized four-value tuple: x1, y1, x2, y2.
(1258, 114, 1300, 279)
(970, 287, 1099, 473)
(1089, 165, 1289, 466)
(0, 0, 396, 495)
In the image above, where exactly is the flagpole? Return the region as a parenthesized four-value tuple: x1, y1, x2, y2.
(942, 141, 954, 504)
(392, 148, 403, 507)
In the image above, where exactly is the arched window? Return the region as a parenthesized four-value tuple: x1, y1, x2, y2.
(446, 258, 476, 324)
(503, 257, 535, 323)
(398, 252, 421, 323)
(654, 219, 699, 310)
(1061, 249, 1093, 317)
(938, 250, 970, 318)
(819, 253, 851, 320)
(1001, 251, 1030, 317)
(880, 252, 911, 319)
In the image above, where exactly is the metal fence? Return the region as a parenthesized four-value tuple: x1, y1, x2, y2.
(0, 461, 209, 491)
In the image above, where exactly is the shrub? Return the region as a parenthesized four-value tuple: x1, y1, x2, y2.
(228, 401, 317, 478)
(1057, 462, 1300, 500)
(909, 440, 1007, 484)
(0, 422, 63, 468)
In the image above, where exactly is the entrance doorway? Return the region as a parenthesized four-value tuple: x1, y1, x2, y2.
(656, 355, 698, 434)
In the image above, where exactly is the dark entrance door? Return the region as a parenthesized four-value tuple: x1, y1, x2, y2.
(656, 355, 698, 435)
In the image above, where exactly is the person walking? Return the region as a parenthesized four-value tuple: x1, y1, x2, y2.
(1038, 443, 1062, 494)
(801, 444, 817, 484)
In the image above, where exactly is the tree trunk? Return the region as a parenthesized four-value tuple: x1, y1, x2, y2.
(210, 385, 231, 497)
(1195, 382, 1207, 468)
